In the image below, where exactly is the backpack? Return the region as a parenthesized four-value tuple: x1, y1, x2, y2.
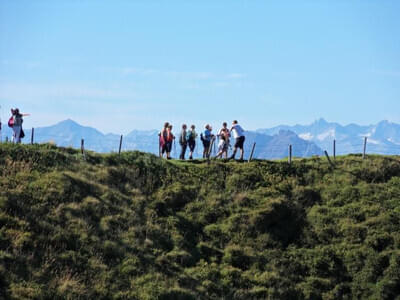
(159, 130, 167, 146)
(187, 130, 195, 142)
(166, 130, 173, 142)
(8, 116, 14, 128)
(200, 133, 204, 142)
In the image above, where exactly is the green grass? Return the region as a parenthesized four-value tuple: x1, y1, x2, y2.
(1, 143, 400, 299)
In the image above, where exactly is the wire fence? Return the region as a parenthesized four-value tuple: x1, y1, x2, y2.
(1, 127, 400, 161)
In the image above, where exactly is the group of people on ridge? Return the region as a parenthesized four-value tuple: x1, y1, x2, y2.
(159, 120, 245, 160)
(3, 106, 246, 161)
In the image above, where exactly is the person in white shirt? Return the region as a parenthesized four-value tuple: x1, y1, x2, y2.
(229, 120, 245, 160)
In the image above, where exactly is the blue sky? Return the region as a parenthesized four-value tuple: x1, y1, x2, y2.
(1, 0, 399, 134)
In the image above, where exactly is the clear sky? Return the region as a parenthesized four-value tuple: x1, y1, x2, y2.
(1, 0, 399, 134)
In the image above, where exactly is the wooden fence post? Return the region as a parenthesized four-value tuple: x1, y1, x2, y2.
(207, 136, 215, 159)
(333, 139, 336, 160)
(31, 128, 34, 145)
(81, 139, 84, 155)
(288, 144, 292, 165)
(248, 142, 256, 162)
(213, 137, 217, 156)
(363, 137, 367, 160)
(159, 138, 161, 158)
(119, 135, 123, 155)
(324, 150, 335, 168)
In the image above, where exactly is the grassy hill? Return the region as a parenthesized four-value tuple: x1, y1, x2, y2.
(1, 143, 400, 299)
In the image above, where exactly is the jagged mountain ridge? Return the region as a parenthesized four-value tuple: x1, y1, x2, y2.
(257, 118, 400, 155)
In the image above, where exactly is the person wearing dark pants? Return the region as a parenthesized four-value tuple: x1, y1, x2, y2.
(159, 122, 169, 158)
(201, 124, 213, 159)
(229, 120, 245, 160)
(187, 124, 197, 160)
(166, 124, 175, 159)
(179, 124, 188, 160)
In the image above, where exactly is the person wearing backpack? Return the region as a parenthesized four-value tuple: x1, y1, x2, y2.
(229, 120, 245, 160)
(9, 108, 29, 144)
(201, 124, 214, 159)
(159, 122, 169, 158)
(179, 124, 188, 160)
(165, 124, 175, 159)
(186, 124, 197, 160)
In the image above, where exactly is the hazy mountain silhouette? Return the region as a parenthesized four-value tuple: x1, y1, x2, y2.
(257, 118, 400, 155)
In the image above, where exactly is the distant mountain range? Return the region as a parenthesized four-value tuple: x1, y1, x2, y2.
(1, 118, 400, 158)
(257, 118, 400, 156)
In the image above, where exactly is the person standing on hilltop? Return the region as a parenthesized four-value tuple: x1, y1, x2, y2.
(165, 124, 175, 159)
(186, 124, 197, 160)
(9, 108, 29, 144)
(179, 124, 188, 160)
(159, 122, 169, 158)
(229, 120, 245, 160)
(216, 122, 230, 159)
(201, 124, 214, 159)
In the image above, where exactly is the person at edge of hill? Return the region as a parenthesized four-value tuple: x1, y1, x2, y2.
(165, 124, 175, 160)
(179, 124, 188, 160)
(229, 120, 245, 160)
(201, 124, 214, 159)
(159, 122, 169, 158)
(187, 124, 197, 160)
(10, 108, 29, 144)
(216, 122, 230, 159)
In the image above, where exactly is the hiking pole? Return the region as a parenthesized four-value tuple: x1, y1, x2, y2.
(158, 135, 162, 158)
(174, 139, 176, 159)
(248, 142, 256, 162)
(208, 136, 215, 159)
(207, 137, 212, 158)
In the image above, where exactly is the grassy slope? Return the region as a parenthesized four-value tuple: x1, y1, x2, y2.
(1, 143, 400, 299)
